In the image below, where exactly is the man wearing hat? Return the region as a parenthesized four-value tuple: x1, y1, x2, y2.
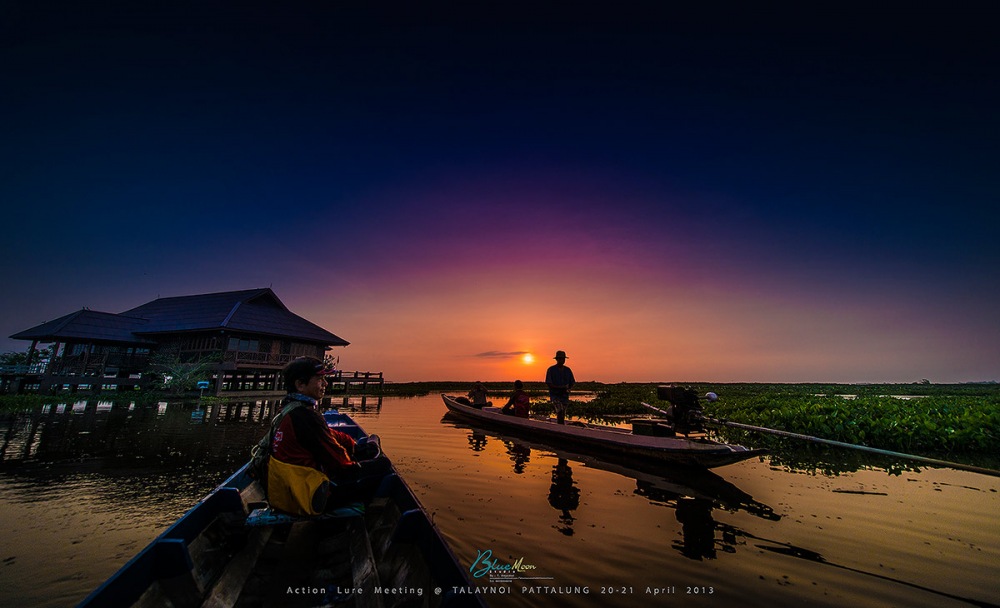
(265, 356, 363, 515)
(545, 350, 575, 424)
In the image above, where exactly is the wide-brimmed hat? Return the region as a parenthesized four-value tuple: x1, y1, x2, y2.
(553, 350, 568, 359)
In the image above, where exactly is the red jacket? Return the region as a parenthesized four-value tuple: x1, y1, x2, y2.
(271, 405, 356, 477)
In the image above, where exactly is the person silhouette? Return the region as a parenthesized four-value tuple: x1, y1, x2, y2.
(547, 458, 580, 535)
(501, 380, 531, 417)
(545, 351, 575, 424)
(467, 381, 489, 409)
(506, 441, 531, 474)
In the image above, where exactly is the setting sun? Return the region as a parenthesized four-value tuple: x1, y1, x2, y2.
(522, 353, 535, 365)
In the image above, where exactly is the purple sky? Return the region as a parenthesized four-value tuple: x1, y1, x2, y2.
(2, 4, 998, 382)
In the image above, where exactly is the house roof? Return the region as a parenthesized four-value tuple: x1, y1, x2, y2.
(125, 288, 348, 345)
(10, 309, 156, 344)
(10, 288, 349, 346)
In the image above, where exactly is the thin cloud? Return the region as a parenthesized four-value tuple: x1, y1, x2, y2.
(473, 351, 530, 359)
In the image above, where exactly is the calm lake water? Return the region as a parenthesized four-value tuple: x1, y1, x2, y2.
(1, 395, 998, 607)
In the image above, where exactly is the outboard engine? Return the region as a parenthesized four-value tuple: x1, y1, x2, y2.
(656, 385, 707, 435)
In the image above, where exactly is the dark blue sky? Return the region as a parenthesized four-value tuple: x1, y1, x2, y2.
(2, 3, 998, 381)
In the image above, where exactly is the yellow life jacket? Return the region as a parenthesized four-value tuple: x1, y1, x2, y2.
(266, 455, 330, 515)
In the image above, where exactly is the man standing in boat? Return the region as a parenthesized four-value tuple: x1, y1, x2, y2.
(545, 350, 575, 424)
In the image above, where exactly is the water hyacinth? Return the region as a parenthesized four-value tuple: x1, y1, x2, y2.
(580, 383, 1000, 459)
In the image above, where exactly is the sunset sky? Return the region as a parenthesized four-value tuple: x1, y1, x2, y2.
(2, 4, 997, 383)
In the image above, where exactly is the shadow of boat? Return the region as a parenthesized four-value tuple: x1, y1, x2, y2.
(442, 412, 780, 523)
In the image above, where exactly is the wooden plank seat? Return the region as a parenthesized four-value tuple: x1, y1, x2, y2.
(244, 502, 365, 527)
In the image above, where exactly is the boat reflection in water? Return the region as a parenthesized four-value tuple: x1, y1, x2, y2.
(548, 458, 581, 536)
(443, 414, 780, 561)
(507, 441, 531, 474)
(671, 497, 719, 559)
(468, 429, 488, 452)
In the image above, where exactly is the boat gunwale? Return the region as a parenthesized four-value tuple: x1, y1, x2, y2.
(441, 393, 766, 468)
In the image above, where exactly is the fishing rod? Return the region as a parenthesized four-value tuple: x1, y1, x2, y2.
(715, 523, 1000, 608)
(640, 401, 1000, 478)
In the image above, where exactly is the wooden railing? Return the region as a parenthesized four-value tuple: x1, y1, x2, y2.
(221, 351, 298, 367)
(1, 352, 381, 380)
(46, 354, 151, 376)
(0, 363, 48, 375)
(329, 370, 384, 380)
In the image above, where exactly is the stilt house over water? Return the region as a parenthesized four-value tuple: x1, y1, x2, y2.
(4, 288, 348, 396)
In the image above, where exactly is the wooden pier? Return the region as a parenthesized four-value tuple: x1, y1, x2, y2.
(327, 370, 384, 393)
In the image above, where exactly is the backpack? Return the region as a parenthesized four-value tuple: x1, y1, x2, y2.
(248, 401, 304, 487)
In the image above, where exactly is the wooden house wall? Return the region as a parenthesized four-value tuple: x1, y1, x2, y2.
(9, 334, 331, 396)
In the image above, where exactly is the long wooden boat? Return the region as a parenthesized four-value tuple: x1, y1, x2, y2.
(78, 409, 485, 608)
(442, 394, 765, 469)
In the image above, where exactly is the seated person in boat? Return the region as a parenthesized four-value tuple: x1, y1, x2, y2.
(266, 357, 385, 515)
(501, 380, 531, 418)
(467, 381, 489, 408)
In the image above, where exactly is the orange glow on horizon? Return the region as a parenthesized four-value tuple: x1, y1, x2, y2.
(314, 262, 984, 383)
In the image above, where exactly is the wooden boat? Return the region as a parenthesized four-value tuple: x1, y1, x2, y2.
(78, 409, 485, 608)
(442, 394, 766, 469)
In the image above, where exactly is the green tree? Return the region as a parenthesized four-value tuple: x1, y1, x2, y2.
(149, 352, 221, 394)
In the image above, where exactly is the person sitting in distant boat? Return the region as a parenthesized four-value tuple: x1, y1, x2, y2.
(468, 381, 489, 409)
(501, 380, 531, 418)
(545, 350, 575, 424)
(265, 357, 386, 515)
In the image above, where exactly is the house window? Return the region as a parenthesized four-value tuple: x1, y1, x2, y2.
(227, 338, 260, 352)
(183, 336, 219, 351)
(290, 343, 319, 357)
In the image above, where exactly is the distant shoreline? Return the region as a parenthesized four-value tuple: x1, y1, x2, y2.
(379, 380, 998, 397)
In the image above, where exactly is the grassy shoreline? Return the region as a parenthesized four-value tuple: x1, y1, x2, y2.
(4, 382, 998, 460)
(388, 381, 1000, 458)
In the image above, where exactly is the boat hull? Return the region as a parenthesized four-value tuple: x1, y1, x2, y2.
(442, 394, 765, 469)
(78, 409, 483, 608)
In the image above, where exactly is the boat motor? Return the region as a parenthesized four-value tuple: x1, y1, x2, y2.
(656, 385, 708, 435)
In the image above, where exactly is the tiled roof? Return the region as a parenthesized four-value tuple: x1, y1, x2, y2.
(123, 288, 278, 333)
(125, 288, 348, 345)
(10, 310, 155, 344)
(10, 288, 348, 346)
